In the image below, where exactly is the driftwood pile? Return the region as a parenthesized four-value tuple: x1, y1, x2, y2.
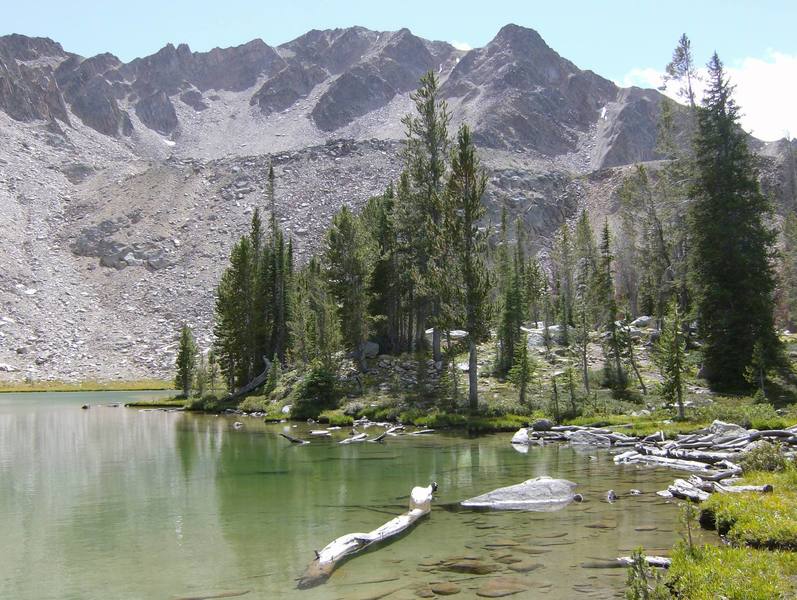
(614, 420, 797, 477)
(611, 420, 797, 502)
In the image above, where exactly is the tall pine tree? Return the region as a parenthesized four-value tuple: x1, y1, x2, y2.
(689, 54, 781, 390)
(442, 125, 491, 412)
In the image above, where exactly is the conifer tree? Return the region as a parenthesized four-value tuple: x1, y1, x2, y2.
(207, 350, 219, 394)
(213, 236, 255, 388)
(779, 213, 797, 330)
(524, 259, 545, 326)
(596, 221, 627, 391)
(442, 125, 491, 412)
(324, 206, 372, 372)
(497, 254, 524, 374)
(663, 34, 699, 108)
(689, 54, 781, 390)
(552, 222, 574, 343)
(401, 71, 451, 360)
(175, 324, 197, 397)
(290, 257, 341, 370)
(655, 301, 686, 419)
(508, 333, 535, 405)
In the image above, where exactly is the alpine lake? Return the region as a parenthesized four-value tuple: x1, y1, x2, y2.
(0, 391, 707, 599)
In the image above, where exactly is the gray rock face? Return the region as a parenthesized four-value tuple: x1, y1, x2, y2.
(461, 476, 578, 511)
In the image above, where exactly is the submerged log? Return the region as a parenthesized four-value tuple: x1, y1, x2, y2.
(339, 432, 368, 445)
(297, 483, 437, 589)
(280, 432, 310, 445)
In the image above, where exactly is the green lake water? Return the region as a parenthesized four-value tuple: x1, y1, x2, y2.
(0, 392, 697, 599)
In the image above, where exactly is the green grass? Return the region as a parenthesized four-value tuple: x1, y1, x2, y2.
(667, 543, 797, 599)
(125, 397, 187, 408)
(701, 468, 797, 551)
(563, 414, 708, 438)
(318, 409, 354, 426)
(401, 410, 530, 433)
(0, 379, 173, 393)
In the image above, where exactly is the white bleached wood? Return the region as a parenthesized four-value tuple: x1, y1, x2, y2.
(297, 484, 435, 588)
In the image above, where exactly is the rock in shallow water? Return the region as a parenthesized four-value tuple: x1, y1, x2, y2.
(476, 577, 529, 597)
(461, 476, 578, 511)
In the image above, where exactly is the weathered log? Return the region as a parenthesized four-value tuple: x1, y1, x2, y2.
(339, 432, 368, 445)
(635, 444, 733, 464)
(617, 555, 671, 568)
(614, 451, 715, 473)
(713, 482, 774, 494)
(280, 432, 309, 445)
(667, 478, 710, 502)
(410, 429, 435, 435)
(297, 483, 436, 588)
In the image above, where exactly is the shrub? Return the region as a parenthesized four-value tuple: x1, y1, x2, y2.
(741, 442, 791, 473)
(238, 395, 270, 413)
(318, 409, 353, 426)
(290, 362, 339, 419)
(694, 400, 786, 430)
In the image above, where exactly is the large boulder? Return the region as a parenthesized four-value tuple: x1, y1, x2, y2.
(565, 429, 612, 447)
(461, 476, 578, 511)
(631, 315, 653, 328)
(362, 341, 379, 358)
(510, 428, 531, 445)
(708, 420, 748, 439)
(531, 418, 554, 431)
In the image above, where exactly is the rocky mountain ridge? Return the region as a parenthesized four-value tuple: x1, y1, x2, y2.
(0, 24, 793, 382)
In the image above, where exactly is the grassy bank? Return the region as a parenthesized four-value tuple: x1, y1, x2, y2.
(631, 462, 797, 598)
(124, 397, 188, 408)
(666, 543, 797, 599)
(0, 379, 174, 393)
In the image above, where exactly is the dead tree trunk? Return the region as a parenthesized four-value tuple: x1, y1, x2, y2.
(297, 483, 436, 589)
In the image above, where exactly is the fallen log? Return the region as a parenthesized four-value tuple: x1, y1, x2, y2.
(713, 482, 774, 494)
(219, 358, 271, 405)
(339, 432, 368, 445)
(280, 432, 309, 445)
(667, 478, 710, 502)
(297, 483, 437, 588)
(635, 444, 734, 464)
(614, 451, 715, 473)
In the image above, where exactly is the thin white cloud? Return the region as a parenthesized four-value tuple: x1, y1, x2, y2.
(451, 40, 472, 52)
(619, 50, 797, 142)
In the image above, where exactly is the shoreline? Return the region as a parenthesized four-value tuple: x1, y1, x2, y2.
(0, 379, 173, 393)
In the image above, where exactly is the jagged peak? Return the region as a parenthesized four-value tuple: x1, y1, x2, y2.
(488, 23, 552, 54)
(0, 33, 66, 60)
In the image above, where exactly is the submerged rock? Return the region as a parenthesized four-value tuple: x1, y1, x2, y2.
(461, 476, 578, 511)
(476, 577, 529, 597)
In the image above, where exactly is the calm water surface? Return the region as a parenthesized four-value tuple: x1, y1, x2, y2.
(0, 392, 696, 599)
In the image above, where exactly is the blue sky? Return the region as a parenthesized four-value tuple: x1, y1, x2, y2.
(4, 1, 796, 139)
